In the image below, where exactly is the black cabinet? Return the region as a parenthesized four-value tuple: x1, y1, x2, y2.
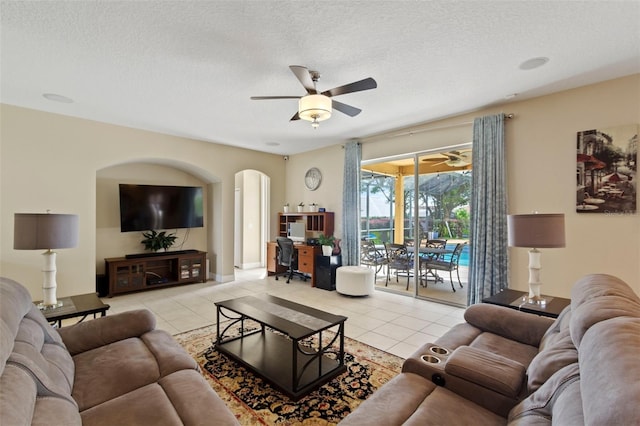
(315, 255, 342, 291)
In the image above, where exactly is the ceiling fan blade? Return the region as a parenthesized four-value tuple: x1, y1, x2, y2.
(321, 77, 377, 97)
(250, 96, 301, 100)
(332, 100, 361, 117)
(290, 65, 317, 94)
(290, 112, 300, 121)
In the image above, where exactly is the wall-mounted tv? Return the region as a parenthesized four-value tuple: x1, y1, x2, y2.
(119, 184, 204, 232)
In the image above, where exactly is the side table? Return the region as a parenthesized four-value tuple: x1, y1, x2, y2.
(36, 293, 110, 327)
(315, 254, 342, 291)
(482, 289, 570, 318)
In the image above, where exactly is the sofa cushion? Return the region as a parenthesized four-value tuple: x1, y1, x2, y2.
(507, 363, 582, 425)
(579, 317, 640, 424)
(406, 384, 506, 426)
(470, 333, 539, 368)
(339, 372, 438, 425)
(79, 382, 184, 426)
(80, 370, 242, 426)
(464, 303, 554, 347)
(537, 305, 571, 352)
(526, 328, 577, 393)
(13, 308, 75, 392)
(158, 370, 240, 426)
(0, 363, 82, 426)
(569, 274, 640, 346)
(0, 277, 37, 372)
(72, 337, 161, 411)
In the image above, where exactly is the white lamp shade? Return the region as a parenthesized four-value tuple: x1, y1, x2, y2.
(507, 213, 565, 248)
(298, 94, 332, 122)
(14, 213, 79, 250)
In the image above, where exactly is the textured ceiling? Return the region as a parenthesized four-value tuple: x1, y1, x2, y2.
(2, 1, 639, 155)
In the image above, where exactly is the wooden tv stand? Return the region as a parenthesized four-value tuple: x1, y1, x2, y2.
(105, 250, 207, 297)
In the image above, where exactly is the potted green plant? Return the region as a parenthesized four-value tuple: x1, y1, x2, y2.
(297, 202, 305, 212)
(141, 230, 177, 252)
(283, 203, 290, 213)
(318, 233, 335, 256)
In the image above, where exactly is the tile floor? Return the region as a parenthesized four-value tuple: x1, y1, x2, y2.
(100, 268, 465, 359)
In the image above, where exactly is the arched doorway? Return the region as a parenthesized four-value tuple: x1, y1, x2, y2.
(234, 170, 271, 269)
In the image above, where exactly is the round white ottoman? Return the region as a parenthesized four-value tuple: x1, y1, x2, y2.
(336, 266, 375, 296)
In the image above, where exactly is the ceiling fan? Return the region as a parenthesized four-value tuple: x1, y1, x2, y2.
(250, 65, 377, 128)
(422, 150, 472, 167)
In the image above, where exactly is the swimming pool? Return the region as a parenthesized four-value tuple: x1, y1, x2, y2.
(445, 243, 470, 267)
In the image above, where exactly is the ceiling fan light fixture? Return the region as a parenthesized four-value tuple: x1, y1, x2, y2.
(299, 94, 332, 126)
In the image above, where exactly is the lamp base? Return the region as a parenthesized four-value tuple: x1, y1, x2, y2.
(526, 295, 547, 307)
(37, 301, 64, 310)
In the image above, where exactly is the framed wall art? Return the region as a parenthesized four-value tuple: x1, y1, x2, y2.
(576, 124, 637, 214)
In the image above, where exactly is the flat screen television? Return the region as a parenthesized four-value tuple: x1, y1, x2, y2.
(119, 184, 204, 232)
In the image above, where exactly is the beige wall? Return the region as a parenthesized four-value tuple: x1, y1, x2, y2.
(287, 74, 640, 297)
(286, 144, 345, 238)
(0, 105, 286, 299)
(2, 74, 638, 301)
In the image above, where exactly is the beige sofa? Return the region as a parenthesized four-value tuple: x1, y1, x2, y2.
(341, 274, 640, 425)
(0, 276, 238, 425)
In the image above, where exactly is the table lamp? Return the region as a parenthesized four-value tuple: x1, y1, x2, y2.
(14, 211, 79, 309)
(507, 213, 565, 305)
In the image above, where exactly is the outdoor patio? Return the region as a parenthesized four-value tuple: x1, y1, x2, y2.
(372, 263, 469, 307)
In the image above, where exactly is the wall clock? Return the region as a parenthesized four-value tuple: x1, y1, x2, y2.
(304, 167, 322, 191)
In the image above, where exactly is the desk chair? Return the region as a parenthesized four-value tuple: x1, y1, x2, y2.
(275, 237, 307, 284)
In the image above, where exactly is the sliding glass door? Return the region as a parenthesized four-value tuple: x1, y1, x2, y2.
(360, 147, 472, 307)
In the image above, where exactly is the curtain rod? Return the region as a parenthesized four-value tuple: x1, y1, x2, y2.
(387, 113, 514, 139)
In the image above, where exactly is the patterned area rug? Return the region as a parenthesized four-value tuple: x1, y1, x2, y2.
(175, 324, 403, 425)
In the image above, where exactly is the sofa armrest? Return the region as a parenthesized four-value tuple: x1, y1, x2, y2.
(402, 343, 524, 417)
(58, 309, 156, 355)
(464, 303, 554, 347)
(444, 346, 525, 398)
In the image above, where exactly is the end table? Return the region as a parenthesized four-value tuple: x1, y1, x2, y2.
(36, 292, 110, 327)
(482, 289, 570, 318)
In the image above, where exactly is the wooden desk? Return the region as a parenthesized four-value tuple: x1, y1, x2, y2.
(266, 242, 321, 286)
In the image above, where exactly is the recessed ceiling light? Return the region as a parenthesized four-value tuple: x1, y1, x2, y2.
(265, 142, 280, 146)
(43, 93, 74, 103)
(519, 57, 549, 70)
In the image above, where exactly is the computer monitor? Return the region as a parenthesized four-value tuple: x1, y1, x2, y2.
(288, 222, 306, 243)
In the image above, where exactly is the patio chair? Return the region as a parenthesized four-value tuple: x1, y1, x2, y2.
(421, 242, 467, 292)
(385, 242, 414, 290)
(419, 239, 448, 284)
(360, 240, 389, 284)
(423, 239, 448, 257)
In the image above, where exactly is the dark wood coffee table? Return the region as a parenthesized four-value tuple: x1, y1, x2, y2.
(483, 289, 570, 318)
(214, 295, 347, 400)
(36, 293, 110, 327)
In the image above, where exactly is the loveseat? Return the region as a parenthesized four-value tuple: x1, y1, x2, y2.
(0, 276, 239, 425)
(341, 274, 640, 425)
